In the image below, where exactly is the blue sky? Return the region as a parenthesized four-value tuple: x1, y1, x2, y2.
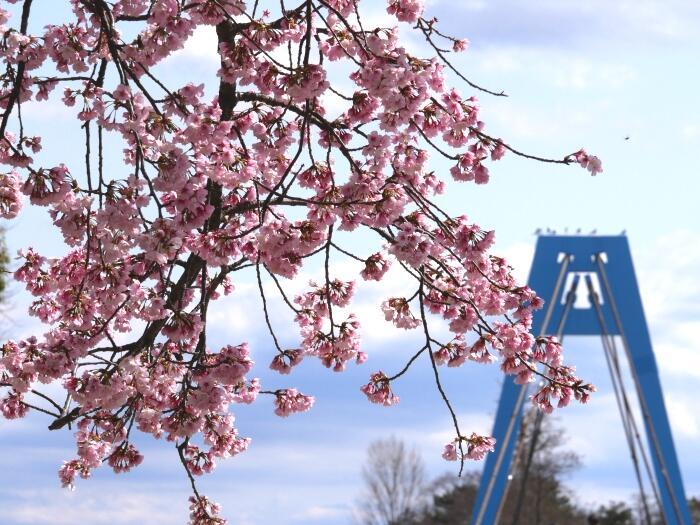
(1, 1, 700, 524)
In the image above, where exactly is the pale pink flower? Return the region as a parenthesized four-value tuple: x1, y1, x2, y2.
(269, 349, 304, 375)
(108, 443, 144, 473)
(442, 433, 496, 462)
(273, 388, 315, 417)
(0, 1, 599, 519)
(387, 0, 425, 23)
(573, 149, 603, 175)
(452, 38, 469, 52)
(381, 298, 420, 330)
(361, 371, 399, 406)
(0, 391, 28, 419)
(361, 252, 391, 281)
(0, 171, 22, 219)
(442, 442, 458, 461)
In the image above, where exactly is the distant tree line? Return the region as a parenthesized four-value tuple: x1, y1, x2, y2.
(356, 415, 700, 525)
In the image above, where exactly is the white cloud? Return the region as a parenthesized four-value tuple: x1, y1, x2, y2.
(479, 102, 576, 143)
(573, 481, 635, 508)
(292, 504, 349, 521)
(421, 410, 494, 447)
(456, 0, 488, 11)
(21, 98, 76, 122)
(654, 332, 700, 381)
(552, 61, 636, 91)
(219, 439, 365, 476)
(665, 393, 699, 439)
(497, 241, 534, 284)
(472, 49, 523, 75)
(563, 392, 632, 464)
(636, 230, 700, 378)
(170, 24, 219, 64)
(0, 417, 33, 436)
(614, 0, 693, 40)
(470, 46, 637, 93)
(2, 488, 184, 525)
(437, 0, 700, 46)
(682, 124, 700, 142)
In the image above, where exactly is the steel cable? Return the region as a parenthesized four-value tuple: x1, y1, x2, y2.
(472, 254, 573, 525)
(509, 275, 580, 525)
(595, 255, 685, 524)
(586, 275, 661, 525)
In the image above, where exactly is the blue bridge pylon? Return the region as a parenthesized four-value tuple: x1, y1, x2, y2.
(470, 235, 692, 525)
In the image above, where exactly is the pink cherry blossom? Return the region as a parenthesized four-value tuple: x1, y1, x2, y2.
(573, 149, 603, 175)
(0, 0, 599, 519)
(284, 64, 329, 102)
(442, 433, 496, 463)
(453, 39, 469, 52)
(188, 495, 227, 525)
(0, 170, 22, 218)
(272, 388, 315, 417)
(381, 298, 421, 330)
(107, 443, 144, 474)
(387, 0, 425, 24)
(0, 391, 28, 419)
(361, 252, 392, 281)
(361, 371, 399, 406)
(269, 349, 304, 375)
(442, 442, 459, 461)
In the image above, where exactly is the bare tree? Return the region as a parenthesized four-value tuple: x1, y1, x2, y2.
(357, 437, 428, 525)
(405, 415, 584, 525)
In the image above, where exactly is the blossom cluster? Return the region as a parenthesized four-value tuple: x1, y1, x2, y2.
(0, 0, 598, 522)
(442, 433, 497, 462)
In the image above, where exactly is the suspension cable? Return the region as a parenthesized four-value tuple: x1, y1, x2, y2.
(586, 275, 661, 525)
(509, 275, 580, 525)
(472, 254, 573, 525)
(605, 318, 666, 520)
(595, 255, 685, 525)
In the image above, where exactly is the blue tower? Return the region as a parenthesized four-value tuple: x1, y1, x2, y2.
(470, 235, 692, 525)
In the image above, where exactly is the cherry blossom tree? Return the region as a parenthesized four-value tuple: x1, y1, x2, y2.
(0, 0, 600, 522)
